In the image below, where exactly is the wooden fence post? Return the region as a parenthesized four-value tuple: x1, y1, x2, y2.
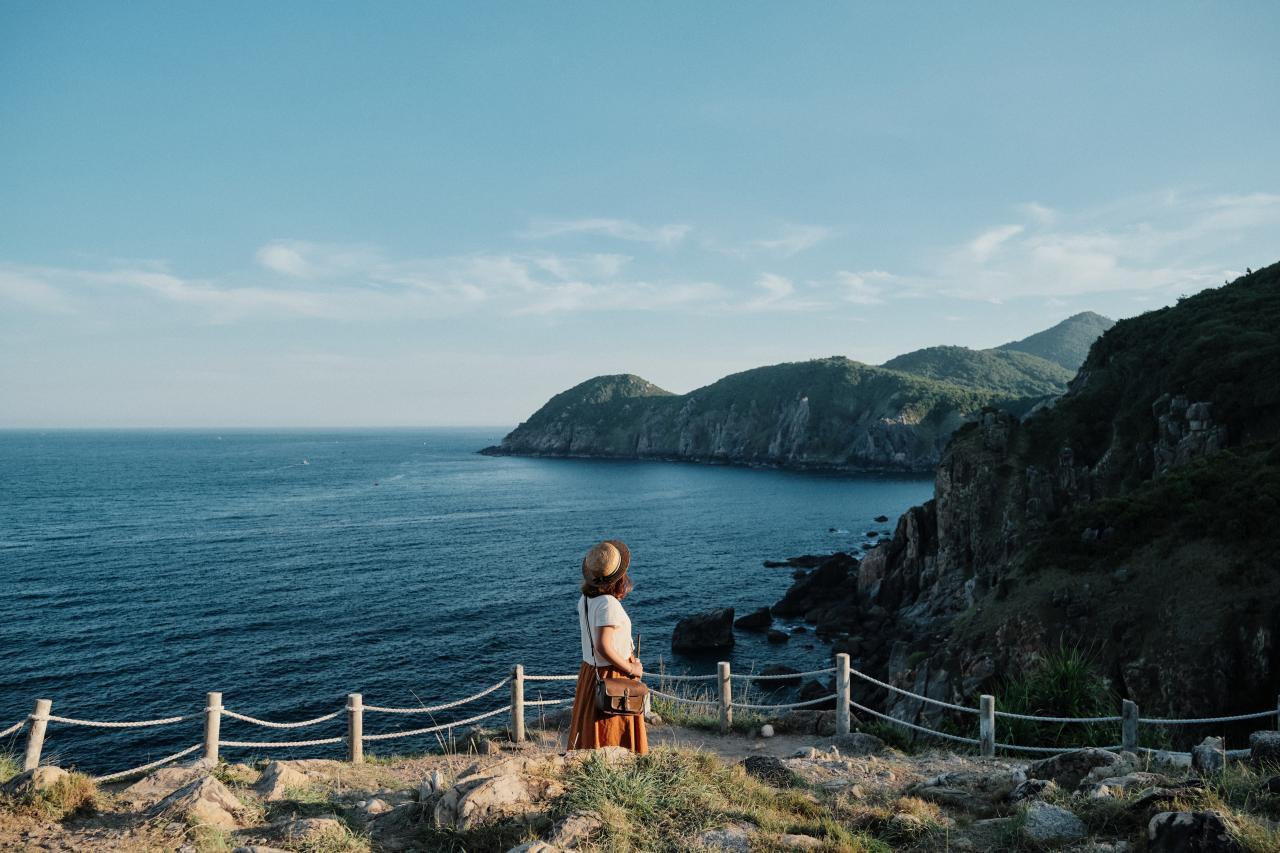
(718, 661, 732, 734)
(979, 695, 995, 758)
(1122, 700, 1139, 751)
(511, 665, 525, 745)
(835, 653, 851, 736)
(347, 693, 363, 764)
(203, 692, 222, 764)
(22, 699, 52, 771)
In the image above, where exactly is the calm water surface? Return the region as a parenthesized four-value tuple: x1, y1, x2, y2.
(0, 429, 931, 772)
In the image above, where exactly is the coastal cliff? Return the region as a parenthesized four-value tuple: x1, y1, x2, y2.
(775, 263, 1280, 727)
(482, 313, 1111, 473)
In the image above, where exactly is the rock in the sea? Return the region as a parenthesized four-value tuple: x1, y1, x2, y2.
(1249, 731, 1280, 765)
(149, 776, 243, 831)
(734, 607, 772, 631)
(1021, 801, 1086, 845)
(766, 628, 789, 644)
(1027, 748, 1120, 789)
(874, 515, 889, 522)
(671, 608, 735, 652)
(255, 761, 312, 801)
(0, 766, 68, 798)
(1192, 737, 1226, 775)
(1147, 810, 1243, 853)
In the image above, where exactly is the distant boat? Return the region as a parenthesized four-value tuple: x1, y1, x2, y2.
(302, 459, 310, 465)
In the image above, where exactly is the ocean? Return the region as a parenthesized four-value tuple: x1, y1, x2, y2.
(0, 428, 932, 773)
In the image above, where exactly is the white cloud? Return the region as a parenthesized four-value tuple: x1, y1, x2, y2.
(522, 218, 691, 246)
(968, 224, 1025, 262)
(836, 270, 890, 305)
(0, 268, 76, 313)
(753, 224, 832, 257)
(1018, 202, 1057, 225)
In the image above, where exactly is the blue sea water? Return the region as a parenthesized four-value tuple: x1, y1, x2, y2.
(0, 429, 932, 774)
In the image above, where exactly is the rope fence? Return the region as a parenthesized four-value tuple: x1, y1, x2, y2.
(9, 655, 1279, 779)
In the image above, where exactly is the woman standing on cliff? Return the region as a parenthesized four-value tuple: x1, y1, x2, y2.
(568, 540, 648, 754)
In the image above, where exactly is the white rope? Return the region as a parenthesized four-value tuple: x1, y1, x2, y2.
(848, 668, 980, 715)
(995, 742, 1123, 754)
(848, 698, 982, 745)
(364, 679, 510, 715)
(221, 709, 343, 729)
(652, 673, 720, 682)
(361, 705, 512, 741)
(732, 694, 838, 711)
(732, 667, 835, 681)
(40, 713, 190, 729)
(995, 710, 1122, 723)
(0, 718, 27, 739)
(524, 699, 571, 707)
(93, 744, 203, 783)
(1139, 709, 1276, 725)
(523, 674, 578, 682)
(219, 735, 345, 748)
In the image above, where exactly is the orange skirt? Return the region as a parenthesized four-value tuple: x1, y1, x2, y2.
(567, 662, 649, 754)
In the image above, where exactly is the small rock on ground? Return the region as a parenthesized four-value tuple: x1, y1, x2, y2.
(1021, 801, 1086, 845)
(1147, 810, 1243, 853)
(149, 776, 243, 831)
(698, 823, 753, 852)
(255, 761, 311, 801)
(0, 766, 67, 797)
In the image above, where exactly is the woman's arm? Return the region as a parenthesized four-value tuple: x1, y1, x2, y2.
(597, 625, 642, 678)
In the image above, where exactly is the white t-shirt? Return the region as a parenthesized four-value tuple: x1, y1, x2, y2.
(579, 594, 633, 666)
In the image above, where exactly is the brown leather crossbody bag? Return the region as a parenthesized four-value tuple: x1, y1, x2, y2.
(584, 597, 649, 716)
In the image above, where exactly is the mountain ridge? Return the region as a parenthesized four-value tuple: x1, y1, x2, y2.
(482, 312, 1112, 472)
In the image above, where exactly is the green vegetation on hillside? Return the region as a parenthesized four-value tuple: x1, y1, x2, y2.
(882, 345, 1073, 397)
(997, 310, 1116, 370)
(1023, 265, 1280, 477)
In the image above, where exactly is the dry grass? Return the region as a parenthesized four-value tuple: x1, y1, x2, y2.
(0, 752, 20, 785)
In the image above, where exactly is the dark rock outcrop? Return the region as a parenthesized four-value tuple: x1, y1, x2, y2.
(734, 607, 772, 631)
(1147, 810, 1243, 853)
(671, 609, 735, 652)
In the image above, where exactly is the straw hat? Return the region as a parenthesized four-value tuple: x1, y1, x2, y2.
(582, 539, 631, 584)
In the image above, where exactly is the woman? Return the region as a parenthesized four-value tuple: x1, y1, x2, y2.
(567, 539, 648, 754)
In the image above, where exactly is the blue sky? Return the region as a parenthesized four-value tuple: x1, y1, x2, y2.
(2, 2, 1278, 427)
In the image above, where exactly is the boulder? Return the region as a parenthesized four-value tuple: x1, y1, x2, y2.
(434, 756, 568, 831)
(272, 817, 345, 842)
(255, 761, 312, 801)
(913, 768, 1028, 816)
(547, 810, 604, 847)
(778, 834, 823, 850)
(796, 679, 836, 710)
(1021, 801, 1086, 845)
(1192, 737, 1226, 775)
(757, 665, 802, 687)
(1027, 748, 1120, 789)
(698, 823, 753, 852)
(506, 845, 565, 853)
(766, 629, 790, 644)
(1084, 772, 1167, 799)
(740, 755, 796, 787)
(363, 797, 393, 816)
(148, 776, 243, 831)
(120, 765, 207, 806)
(1264, 775, 1280, 795)
(671, 608, 735, 652)
(0, 766, 68, 798)
(1249, 731, 1280, 765)
(734, 607, 772, 631)
(1008, 778, 1057, 803)
(828, 732, 884, 755)
(1147, 810, 1243, 853)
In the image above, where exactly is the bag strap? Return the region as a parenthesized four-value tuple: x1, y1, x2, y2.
(583, 596, 606, 684)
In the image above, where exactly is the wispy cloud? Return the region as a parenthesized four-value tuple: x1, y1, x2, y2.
(752, 224, 832, 258)
(936, 190, 1280, 302)
(836, 270, 890, 305)
(522, 217, 691, 246)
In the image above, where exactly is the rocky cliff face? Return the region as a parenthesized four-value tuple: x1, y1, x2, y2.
(775, 264, 1280, 733)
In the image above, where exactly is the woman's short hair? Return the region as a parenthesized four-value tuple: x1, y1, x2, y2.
(582, 570, 633, 600)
